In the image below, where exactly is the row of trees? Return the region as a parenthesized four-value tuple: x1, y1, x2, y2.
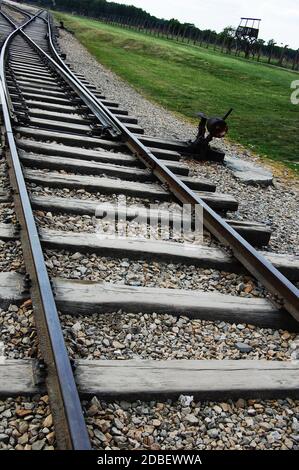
(19, 0, 299, 70)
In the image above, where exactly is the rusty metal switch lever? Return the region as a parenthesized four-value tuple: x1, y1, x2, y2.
(187, 108, 233, 162)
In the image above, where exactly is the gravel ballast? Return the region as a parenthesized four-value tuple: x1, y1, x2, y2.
(0, 204, 16, 224)
(0, 396, 55, 450)
(0, 241, 24, 273)
(0, 160, 10, 192)
(44, 250, 267, 298)
(83, 396, 299, 450)
(35, 211, 207, 243)
(62, 312, 297, 362)
(29, 183, 166, 206)
(0, 301, 37, 360)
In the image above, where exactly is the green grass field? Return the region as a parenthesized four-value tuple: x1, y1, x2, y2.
(54, 13, 299, 174)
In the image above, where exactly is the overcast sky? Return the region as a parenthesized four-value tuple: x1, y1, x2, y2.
(114, 0, 298, 48)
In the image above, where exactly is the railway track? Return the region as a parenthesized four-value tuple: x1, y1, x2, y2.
(0, 5, 22, 46)
(0, 2, 299, 451)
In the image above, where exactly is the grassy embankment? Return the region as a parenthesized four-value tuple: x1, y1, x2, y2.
(54, 13, 299, 174)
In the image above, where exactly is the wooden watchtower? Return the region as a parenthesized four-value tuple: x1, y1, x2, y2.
(235, 17, 261, 58)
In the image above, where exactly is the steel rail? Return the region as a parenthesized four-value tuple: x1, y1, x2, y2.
(2, 0, 33, 19)
(46, 14, 122, 138)
(24, 11, 122, 139)
(0, 8, 17, 26)
(0, 8, 18, 47)
(0, 10, 16, 43)
(0, 9, 44, 120)
(45, 12, 299, 321)
(0, 13, 91, 450)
